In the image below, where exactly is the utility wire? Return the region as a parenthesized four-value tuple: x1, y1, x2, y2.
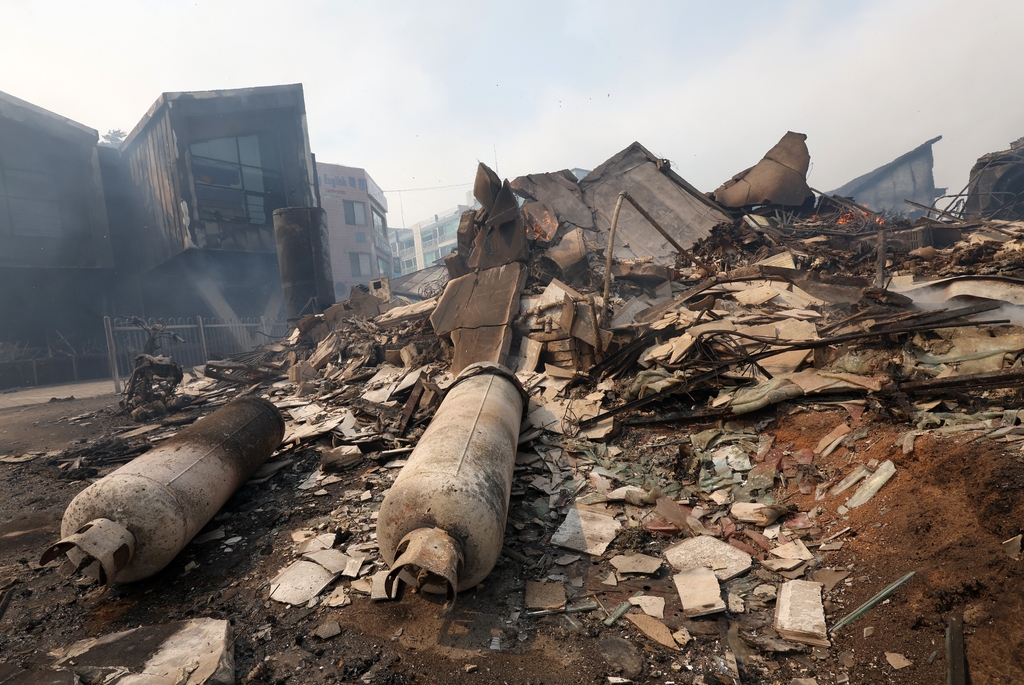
(383, 182, 472, 193)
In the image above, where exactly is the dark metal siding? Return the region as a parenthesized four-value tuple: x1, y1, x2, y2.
(124, 107, 183, 273)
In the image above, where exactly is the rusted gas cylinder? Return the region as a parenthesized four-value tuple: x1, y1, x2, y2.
(41, 397, 284, 583)
(377, 362, 525, 609)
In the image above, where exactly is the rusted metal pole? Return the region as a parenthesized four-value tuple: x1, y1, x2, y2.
(41, 397, 284, 583)
(378, 363, 525, 613)
(946, 613, 967, 685)
(875, 229, 886, 289)
(601, 192, 626, 327)
(197, 315, 209, 362)
(103, 316, 121, 394)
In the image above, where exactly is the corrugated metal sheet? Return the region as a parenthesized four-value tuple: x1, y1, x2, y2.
(125, 107, 183, 272)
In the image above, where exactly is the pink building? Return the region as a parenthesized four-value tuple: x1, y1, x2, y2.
(316, 162, 390, 298)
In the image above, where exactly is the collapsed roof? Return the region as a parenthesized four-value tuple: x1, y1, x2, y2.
(830, 136, 944, 217)
(964, 137, 1024, 221)
(511, 142, 732, 266)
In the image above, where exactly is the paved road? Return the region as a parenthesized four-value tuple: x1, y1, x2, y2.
(0, 379, 118, 409)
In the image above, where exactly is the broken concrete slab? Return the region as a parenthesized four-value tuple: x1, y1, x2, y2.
(1003, 534, 1022, 560)
(771, 539, 814, 561)
(625, 612, 676, 649)
(814, 423, 851, 455)
(775, 580, 829, 647)
(885, 652, 913, 669)
(673, 566, 727, 617)
(301, 549, 352, 574)
(268, 560, 337, 605)
(672, 627, 692, 646)
(610, 553, 663, 575)
(663, 535, 752, 580)
(628, 595, 666, 619)
(812, 568, 851, 593)
(846, 459, 896, 508)
(321, 444, 363, 472)
(47, 618, 233, 684)
(325, 585, 351, 607)
(550, 506, 622, 556)
(731, 502, 785, 526)
(313, 619, 342, 639)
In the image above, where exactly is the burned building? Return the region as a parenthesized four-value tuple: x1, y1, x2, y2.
(316, 162, 390, 299)
(0, 91, 113, 349)
(108, 84, 318, 321)
(830, 135, 944, 217)
(963, 137, 1024, 220)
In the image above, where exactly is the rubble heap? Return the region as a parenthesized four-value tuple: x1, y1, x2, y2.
(5, 138, 1024, 685)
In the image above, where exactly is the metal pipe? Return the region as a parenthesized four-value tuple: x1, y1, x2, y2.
(829, 571, 916, 633)
(601, 192, 626, 327)
(41, 397, 284, 583)
(377, 363, 525, 612)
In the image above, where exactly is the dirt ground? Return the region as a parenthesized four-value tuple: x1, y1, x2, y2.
(0, 395, 1021, 684)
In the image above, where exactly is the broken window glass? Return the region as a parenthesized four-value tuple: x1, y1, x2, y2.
(190, 134, 284, 224)
(372, 208, 386, 238)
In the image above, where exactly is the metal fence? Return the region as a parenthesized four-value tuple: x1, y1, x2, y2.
(103, 316, 288, 391)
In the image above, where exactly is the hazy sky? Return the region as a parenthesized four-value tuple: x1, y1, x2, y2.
(3, 0, 1022, 226)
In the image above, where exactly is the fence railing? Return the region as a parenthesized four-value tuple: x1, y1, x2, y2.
(103, 316, 288, 392)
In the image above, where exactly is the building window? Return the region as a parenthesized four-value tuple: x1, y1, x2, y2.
(377, 256, 389, 277)
(344, 200, 366, 226)
(424, 249, 442, 264)
(0, 168, 63, 237)
(355, 231, 366, 244)
(372, 208, 387, 239)
(350, 252, 372, 277)
(438, 220, 456, 238)
(190, 134, 284, 224)
(403, 257, 417, 271)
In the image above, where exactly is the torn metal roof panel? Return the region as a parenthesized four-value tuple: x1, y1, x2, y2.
(510, 169, 595, 231)
(579, 142, 732, 265)
(714, 131, 813, 208)
(830, 136, 943, 216)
